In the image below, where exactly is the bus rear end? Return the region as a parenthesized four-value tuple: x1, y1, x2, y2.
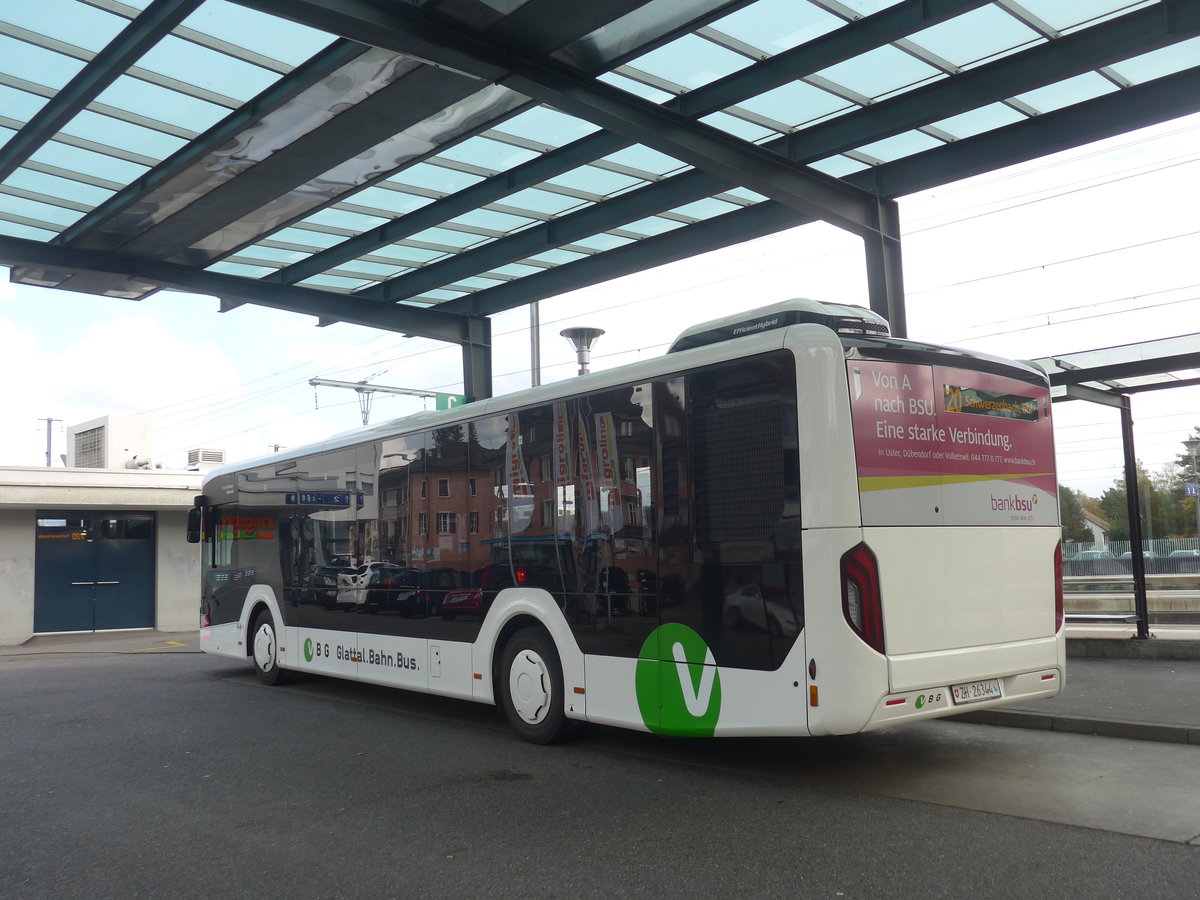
(816, 344, 1064, 734)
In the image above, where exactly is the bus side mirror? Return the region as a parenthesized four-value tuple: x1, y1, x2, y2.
(186, 507, 202, 544)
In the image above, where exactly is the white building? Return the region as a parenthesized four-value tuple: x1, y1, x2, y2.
(0, 465, 202, 646)
(1081, 509, 1111, 546)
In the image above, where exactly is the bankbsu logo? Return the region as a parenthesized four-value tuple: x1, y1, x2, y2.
(635, 623, 722, 736)
(990, 493, 1037, 512)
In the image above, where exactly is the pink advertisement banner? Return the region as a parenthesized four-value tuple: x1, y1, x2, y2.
(848, 360, 1057, 526)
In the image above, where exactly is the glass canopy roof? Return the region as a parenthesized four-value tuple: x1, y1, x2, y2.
(1, 0, 1199, 395)
(1036, 333, 1200, 397)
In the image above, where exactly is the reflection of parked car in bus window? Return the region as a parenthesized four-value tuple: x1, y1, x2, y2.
(308, 563, 353, 609)
(362, 566, 421, 614)
(334, 562, 407, 612)
(443, 564, 513, 620)
(723, 584, 800, 637)
(441, 563, 561, 620)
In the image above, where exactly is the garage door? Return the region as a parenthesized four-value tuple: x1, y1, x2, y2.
(34, 513, 156, 633)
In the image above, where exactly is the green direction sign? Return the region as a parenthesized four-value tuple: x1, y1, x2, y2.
(435, 392, 468, 410)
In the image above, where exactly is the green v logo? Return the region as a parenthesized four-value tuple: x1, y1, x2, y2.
(635, 624, 722, 736)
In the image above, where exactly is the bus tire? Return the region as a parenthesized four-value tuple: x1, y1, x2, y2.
(498, 628, 573, 744)
(250, 608, 288, 686)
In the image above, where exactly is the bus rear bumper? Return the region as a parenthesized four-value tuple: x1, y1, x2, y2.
(862, 666, 1064, 731)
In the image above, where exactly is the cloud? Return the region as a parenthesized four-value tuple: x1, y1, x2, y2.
(0, 317, 51, 464)
(0, 311, 248, 467)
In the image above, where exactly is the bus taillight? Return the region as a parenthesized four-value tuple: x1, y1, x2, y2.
(1054, 542, 1064, 632)
(841, 543, 884, 654)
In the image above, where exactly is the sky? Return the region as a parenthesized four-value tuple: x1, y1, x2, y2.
(2, 110, 1199, 498)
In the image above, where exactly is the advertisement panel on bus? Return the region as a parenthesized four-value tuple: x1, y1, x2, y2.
(847, 360, 1056, 527)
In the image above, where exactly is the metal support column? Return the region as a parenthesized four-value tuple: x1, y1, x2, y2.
(461, 316, 493, 403)
(1059, 383, 1152, 639)
(864, 195, 907, 338)
(1119, 397, 1152, 639)
(530, 301, 541, 388)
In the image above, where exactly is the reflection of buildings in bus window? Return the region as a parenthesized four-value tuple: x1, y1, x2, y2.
(374, 422, 505, 583)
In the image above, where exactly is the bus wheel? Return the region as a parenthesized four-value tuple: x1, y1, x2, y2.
(499, 628, 572, 744)
(251, 609, 288, 686)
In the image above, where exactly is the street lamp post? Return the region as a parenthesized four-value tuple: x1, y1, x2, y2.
(1186, 438, 1200, 541)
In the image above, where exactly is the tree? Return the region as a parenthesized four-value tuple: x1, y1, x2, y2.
(1058, 484, 1094, 543)
(1094, 457, 1196, 543)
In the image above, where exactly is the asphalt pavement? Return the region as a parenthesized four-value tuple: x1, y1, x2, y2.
(4, 626, 1199, 744)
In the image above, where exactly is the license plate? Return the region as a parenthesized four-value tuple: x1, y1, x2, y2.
(951, 678, 1002, 705)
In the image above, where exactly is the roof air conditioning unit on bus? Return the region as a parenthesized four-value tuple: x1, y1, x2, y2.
(667, 298, 890, 353)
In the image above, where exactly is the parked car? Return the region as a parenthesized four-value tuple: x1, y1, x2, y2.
(1167, 548, 1200, 573)
(1064, 548, 1123, 576)
(1074, 549, 1115, 561)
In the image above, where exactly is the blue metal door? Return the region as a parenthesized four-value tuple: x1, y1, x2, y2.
(34, 513, 156, 633)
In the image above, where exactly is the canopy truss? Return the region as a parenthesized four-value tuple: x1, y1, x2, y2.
(2, 0, 1199, 398)
(1036, 335, 1200, 640)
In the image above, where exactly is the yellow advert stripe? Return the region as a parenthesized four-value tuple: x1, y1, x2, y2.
(859, 473, 1055, 493)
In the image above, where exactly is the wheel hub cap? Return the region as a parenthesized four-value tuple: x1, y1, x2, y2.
(254, 623, 275, 672)
(509, 650, 550, 724)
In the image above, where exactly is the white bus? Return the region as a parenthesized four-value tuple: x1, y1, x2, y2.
(190, 299, 1064, 743)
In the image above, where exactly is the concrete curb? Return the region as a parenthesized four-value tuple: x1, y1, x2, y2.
(1067, 638, 1200, 660)
(948, 708, 1200, 745)
(0, 631, 200, 656)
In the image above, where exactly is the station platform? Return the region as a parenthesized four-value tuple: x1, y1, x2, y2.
(3, 626, 1198, 745)
(950, 624, 1200, 744)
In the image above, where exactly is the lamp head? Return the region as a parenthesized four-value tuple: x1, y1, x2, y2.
(560, 327, 605, 375)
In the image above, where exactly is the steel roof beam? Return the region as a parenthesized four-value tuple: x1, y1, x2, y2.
(60, 0, 652, 263)
(438, 64, 1200, 318)
(873, 64, 1200, 198)
(439, 201, 812, 318)
(360, 1, 1200, 307)
(233, 0, 887, 240)
(56, 38, 371, 248)
(273, 0, 987, 286)
(1050, 354, 1200, 387)
(774, 0, 1200, 174)
(0, 235, 480, 346)
(0, 0, 203, 185)
(111, 67, 485, 261)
